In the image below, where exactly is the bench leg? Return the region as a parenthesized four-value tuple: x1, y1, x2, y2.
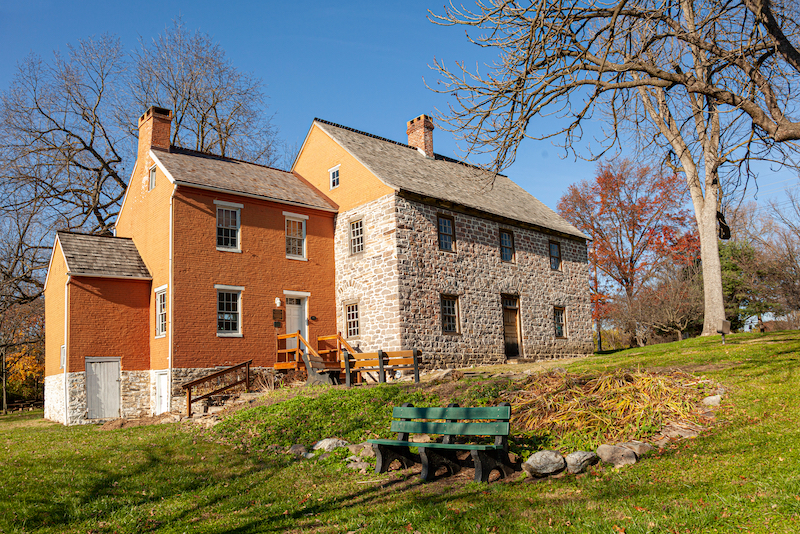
(471, 450, 515, 483)
(373, 444, 417, 474)
(419, 447, 461, 481)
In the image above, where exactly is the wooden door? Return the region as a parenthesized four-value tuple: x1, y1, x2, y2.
(86, 358, 120, 419)
(502, 296, 521, 358)
(155, 372, 170, 415)
(285, 297, 307, 351)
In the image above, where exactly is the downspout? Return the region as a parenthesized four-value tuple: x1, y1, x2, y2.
(168, 186, 176, 410)
(64, 274, 70, 425)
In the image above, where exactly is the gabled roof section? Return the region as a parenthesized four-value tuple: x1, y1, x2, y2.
(57, 231, 151, 279)
(152, 147, 337, 211)
(313, 119, 587, 240)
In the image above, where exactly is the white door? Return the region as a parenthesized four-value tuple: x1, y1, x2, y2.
(86, 358, 121, 419)
(286, 297, 307, 351)
(155, 372, 170, 415)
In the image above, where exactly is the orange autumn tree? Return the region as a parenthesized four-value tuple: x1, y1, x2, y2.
(558, 159, 699, 345)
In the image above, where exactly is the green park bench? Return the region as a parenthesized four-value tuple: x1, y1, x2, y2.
(367, 403, 515, 482)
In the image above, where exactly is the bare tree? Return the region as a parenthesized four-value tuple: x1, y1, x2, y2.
(430, 0, 800, 335)
(128, 19, 279, 165)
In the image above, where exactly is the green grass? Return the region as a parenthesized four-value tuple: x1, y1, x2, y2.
(2, 330, 799, 532)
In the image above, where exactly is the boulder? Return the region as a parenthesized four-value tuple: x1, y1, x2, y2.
(618, 441, 654, 457)
(522, 450, 566, 477)
(662, 424, 699, 439)
(313, 438, 349, 452)
(702, 395, 722, 407)
(347, 461, 371, 472)
(288, 444, 308, 456)
(565, 451, 599, 474)
(302, 452, 315, 460)
(596, 444, 637, 468)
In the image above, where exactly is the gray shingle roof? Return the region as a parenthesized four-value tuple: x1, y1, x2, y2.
(153, 147, 337, 211)
(58, 231, 151, 279)
(314, 120, 587, 240)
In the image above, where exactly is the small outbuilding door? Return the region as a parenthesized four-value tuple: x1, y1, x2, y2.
(502, 296, 522, 358)
(285, 296, 307, 351)
(155, 371, 170, 415)
(85, 357, 121, 419)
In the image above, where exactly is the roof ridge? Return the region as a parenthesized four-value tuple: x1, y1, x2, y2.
(163, 146, 292, 174)
(58, 230, 131, 240)
(313, 118, 505, 176)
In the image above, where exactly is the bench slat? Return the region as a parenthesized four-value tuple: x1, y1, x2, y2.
(392, 406, 511, 421)
(391, 420, 509, 436)
(367, 439, 504, 451)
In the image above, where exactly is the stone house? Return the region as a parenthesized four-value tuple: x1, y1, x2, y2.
(44, 107, 591, 425)
(44, 107, 338, 424)
(293, 115, 592, 368)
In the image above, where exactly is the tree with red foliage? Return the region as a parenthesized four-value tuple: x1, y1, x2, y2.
(558, 159, 700, 343)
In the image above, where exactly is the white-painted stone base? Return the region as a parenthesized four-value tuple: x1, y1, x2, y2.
(44, 373, 65, 424)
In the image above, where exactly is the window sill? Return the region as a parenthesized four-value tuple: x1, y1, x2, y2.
(154, 334, 166, 339)
(438, 248, 457, 254)
(286, 255, 308, 262)
(217, 247, 242, 253)
(442, 331, 461, 336)
(217, 333, 243, 338)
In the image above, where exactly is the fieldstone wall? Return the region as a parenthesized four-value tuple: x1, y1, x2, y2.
(333, 194, 402, 352)
(44, 373, 65, 424)
(121, 371, 151, 419)
(66, 371, 89, 424)
(395, 196, 593, 367)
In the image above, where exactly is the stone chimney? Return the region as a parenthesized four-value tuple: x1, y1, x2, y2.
(406, 114, 434, 157)
(137, 106, 173, 160)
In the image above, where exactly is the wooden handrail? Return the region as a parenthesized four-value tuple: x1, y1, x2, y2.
(181, 360, 252, 417)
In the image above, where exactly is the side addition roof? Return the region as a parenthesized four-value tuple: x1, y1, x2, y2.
(313, 119, 587, 240)
(152, 147, 337, 211)
(57, 231, 151, 279)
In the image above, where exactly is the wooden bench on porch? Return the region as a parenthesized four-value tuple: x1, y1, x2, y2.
(341, 349, 420, 387)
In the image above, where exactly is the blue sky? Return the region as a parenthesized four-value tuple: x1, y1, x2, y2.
(1, 0, 796, 212)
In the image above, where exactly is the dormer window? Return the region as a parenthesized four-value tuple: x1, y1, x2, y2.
(149, 166, 156, 191)
(329, 165, 340, 190)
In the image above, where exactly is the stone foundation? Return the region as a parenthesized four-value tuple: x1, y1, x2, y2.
(44, 373, 65, 424)
(121, 370, 151, 419)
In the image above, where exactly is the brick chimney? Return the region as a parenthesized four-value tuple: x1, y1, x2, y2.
(406, 114, 434, 157)
(138, 106, 173, 160)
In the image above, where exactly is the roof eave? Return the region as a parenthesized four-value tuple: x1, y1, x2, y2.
(173, 180, 338, 213)
(68, 272, 153, 281)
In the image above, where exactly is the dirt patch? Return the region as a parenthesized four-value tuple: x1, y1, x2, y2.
(98, 413, 173, 430)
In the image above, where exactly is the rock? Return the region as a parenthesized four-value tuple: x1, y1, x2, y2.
(508, 451, 520, 464)
(359, 445, 376, 459)
(565, 451, 599, 474)
(347, 461, 371, 472)
(346, 455, 359, 462)
(596, 444, 637, 468)
(618, 441, 654, 457)
(313, 438, 349, 452)
(662, 424, 700, 439)
(302, 452, 316, 460)
(318, 453, 331, 461)
(347, 443, 367, 455)
(700, 410, 716, 420)
(288, 444, 308, 456)
(702, 395, 722, 407)
(409, 434, 433, 443)
(522, 450, 566, 477)
(652, 436, 670, 448)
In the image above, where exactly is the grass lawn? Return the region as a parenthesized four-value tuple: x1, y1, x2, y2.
(1, 330, 799, 533)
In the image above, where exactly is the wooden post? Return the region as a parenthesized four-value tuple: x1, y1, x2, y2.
(412, 349, 420, 383)
(343, 348, 351, 387)
(245, 362, 250, 393)
(186, 388, 192, 417)
(377, 349, 386, 384)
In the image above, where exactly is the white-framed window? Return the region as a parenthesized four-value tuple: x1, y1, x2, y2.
(554, 306, 566, 338)
(329, 164, 340, 190)
(345, 302, 360, 338)
(215, 284, 244, 337)
(441, 294, 460, 334)
(215, 200, 243, 252)
(284, 211, 308, 260)
(155, 288, 167, 338)
(350, 219, 364, 255)
(60, 345, 66, 370)
(149, 166, 157, 191)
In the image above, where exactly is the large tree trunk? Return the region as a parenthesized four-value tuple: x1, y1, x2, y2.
(698, 201, 726, 335)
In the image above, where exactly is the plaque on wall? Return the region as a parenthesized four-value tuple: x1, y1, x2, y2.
(273, 309, 284, 321)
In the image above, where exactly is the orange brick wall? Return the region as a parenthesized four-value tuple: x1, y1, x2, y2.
(171, 187, 337, 368)
(67, 277, 150, 372)
(44, 240, 68, 377)
(115, 151, 172, 371)
(294, 124, 395, 212)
